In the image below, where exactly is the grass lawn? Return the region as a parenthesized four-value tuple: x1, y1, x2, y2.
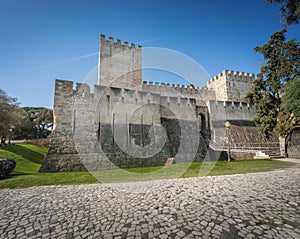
(0, 143, 296, 189)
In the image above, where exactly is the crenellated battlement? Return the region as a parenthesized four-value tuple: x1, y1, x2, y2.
(55, 79, 74, 93)
(225, 70, 255, 79)
(99, 34, 142, 88)
(207, 69, 255, 85)
(55, 80, 92, 97)
(142, 80, 209, 91)
(212, 100, 253, 110)
(208, 100, 256, 128)
(100, 34, 142, 49)
(55, 65, 254, 106)
(55, 79, 213, 107)
(140, 80, 215, 102)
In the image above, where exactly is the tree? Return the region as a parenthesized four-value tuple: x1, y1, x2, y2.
(265, 0, 300, 25)
(35, 108, 53, 138)
(22, 107, 53, 139)
(12, 115, 35, 140)
(0, 89, 25, 144)
(13, 107, 53, 139)
(282, 78, 300, 119)
(246, 29, 300, 155)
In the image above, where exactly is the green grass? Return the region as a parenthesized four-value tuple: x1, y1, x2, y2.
(0, 143, 48, 174)
(0, 143, 296, 189)
(182, 159, 294, 177)
(0, 143, 96, 188)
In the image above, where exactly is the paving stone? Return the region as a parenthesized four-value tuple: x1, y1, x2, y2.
(214, 224, 222, 232)
(177, 230, 185, 237)
(0, 166, 299, 239)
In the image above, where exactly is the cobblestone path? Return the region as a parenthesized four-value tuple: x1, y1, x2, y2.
(0, 162, 299, 238)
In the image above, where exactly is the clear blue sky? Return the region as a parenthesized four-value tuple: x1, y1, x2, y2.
(0, 0, 299, 108)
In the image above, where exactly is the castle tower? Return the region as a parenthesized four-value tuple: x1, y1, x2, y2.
(98, 34, 142, 89)
(207, 70, 255, 102)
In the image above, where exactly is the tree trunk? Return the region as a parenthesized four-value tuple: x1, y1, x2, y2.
(279, 135, 287, 157)
(1, 136, 6, 146)
(40, 125, 45, 138)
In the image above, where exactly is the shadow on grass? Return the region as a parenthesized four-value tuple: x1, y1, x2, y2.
(4, 171, 37, 178)
(1, 144, 45, 164)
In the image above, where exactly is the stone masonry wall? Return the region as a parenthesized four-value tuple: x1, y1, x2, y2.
(98, 34, 142, 89)
(288, 127, 300, 158)
(207, 100, 256, 143)
(40, 80, 90, 172)
(207, 70, 254, 102)
(41, 79, 210, 172)
(42, 76, 261, 171)
(140, 81, 215, 105)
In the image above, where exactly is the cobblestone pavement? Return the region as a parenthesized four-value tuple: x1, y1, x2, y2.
(0, 162, 299, 238)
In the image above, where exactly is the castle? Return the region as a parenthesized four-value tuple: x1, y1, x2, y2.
(40, 35, 295, 172)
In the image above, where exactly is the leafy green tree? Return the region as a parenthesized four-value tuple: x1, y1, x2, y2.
(246, 29, 300, 155)
(265, 0, 300, 25)
(35, 108, 53, 138)
(21, 107, 53, 139)
(12, 115, 35, 140)
(0, 89, 25, 143)
(282, 78, 300, 119)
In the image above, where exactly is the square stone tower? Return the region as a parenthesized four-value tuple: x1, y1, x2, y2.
(98, 34, 142, 89)
(207, 70, 254, 102)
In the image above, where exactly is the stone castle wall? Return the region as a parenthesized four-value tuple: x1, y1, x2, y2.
(98, 34, 142, 89)
(207, 70, 254, 102)
(140, 81, 215, 106)
(207, 100, 256, 143)
(40, 78, 210, 172)
(288, 127, 300, 158)
(41, 34, 296, 172)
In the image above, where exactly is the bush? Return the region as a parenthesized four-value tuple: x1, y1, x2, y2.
(0, 158, 16, 178)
